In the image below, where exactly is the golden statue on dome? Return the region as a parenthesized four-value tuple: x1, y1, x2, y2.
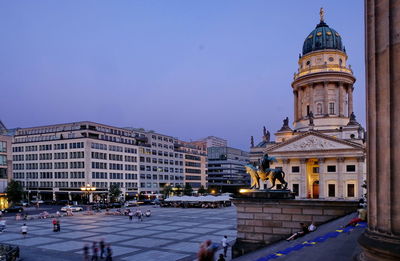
(320, 7, 325, 22)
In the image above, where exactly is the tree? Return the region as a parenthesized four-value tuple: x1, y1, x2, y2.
(184, 183, 193, 196)
(198, 185, 206, 195)
(162, 184, 172, 198)
(109, 184, 122, 202)
(5, 179, 23, 205)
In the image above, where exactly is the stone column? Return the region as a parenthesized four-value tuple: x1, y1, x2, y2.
(337, 157, 345, 199)
(294, 90, 298, 121)
(348, 85, 354, 117)
(357, 156, 365, 199)
(298, 88, 303, 120)
(309, 84, 315, 114)
(338, 82, 345, 117)
(358, 1, 400, 260)
(318, 158, 325, 199)
(299, 158, 307, 198)
(282, 159, 290, 189)
(323, 81, 329, 116)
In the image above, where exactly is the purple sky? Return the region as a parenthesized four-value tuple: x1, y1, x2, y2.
(0, 1, 365, 150)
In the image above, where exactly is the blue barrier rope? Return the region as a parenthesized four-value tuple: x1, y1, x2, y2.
(255, 222, 367, 261)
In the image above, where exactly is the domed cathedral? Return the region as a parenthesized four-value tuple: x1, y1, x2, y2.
(250, 9, 366, 200)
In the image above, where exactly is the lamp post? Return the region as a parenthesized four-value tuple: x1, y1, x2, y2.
(80, 184, 96, 204)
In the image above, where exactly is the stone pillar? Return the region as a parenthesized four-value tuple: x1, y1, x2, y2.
(309, 84, 315, 114)
(348, 85, 354, 117)
(337, 157, 345, 199)
(338, 82, 345, 117)
(357, 156, 365, 199)
(358, 1, 400, 260)
(294, 91, 298, 121)
(323, 82, 329, 116)
(300, 158, 307, 198)
(318, 158, 325, 199)
(282, 159, 290, 189)
(298, 88, 303, 120)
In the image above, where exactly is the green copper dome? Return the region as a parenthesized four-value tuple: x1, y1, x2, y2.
(302, 21, 345, 55)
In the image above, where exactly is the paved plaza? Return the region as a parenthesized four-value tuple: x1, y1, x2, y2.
(0, 206, 237, 261)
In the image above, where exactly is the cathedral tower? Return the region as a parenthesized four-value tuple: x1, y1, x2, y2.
(292, 9, 356, 131)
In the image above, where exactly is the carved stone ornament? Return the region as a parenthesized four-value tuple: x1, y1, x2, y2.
(274, 135, 353, 152)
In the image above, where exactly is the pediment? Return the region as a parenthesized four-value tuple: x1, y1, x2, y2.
(270, 133, 359, 152)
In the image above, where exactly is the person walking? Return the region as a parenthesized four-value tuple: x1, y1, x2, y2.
(99, 239, 105, 259)
(21, 223, 28, 238)
(91, 242, 99, 261)
(129, 210, 134, 221)
(52, 218, 57, 232)
(56, 219, 60, 232)
(221, 235, 229, 257)
(83, 244, 89, 261)
(105, 244, 113, 261)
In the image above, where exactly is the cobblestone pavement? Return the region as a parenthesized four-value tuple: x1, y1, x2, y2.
(0, 206, 236, 261)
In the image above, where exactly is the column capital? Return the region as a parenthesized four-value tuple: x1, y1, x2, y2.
(357, 156, 366, 162)
(337, 157, 345, 163)
(282, 159, 290, 164)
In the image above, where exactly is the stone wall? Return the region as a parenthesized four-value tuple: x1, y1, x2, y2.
(232, 197, 358, 257)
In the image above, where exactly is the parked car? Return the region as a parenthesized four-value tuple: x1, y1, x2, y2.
(124, 201, 139, 207)
(109, 202, 122, 208)
(60, 205, 83, 212)
(30, 200, 44, 204)
(4, 206, 24, 213)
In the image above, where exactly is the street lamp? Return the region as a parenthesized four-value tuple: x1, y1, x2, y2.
(80, 184, 96, 203)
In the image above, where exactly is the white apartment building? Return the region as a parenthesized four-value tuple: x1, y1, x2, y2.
(11, 121, 184, 202)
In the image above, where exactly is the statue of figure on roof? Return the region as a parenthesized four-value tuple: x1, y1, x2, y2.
(250, 136, 254, 148)
(320, 7, 325, 22)
(283, 117, 289, 127)
(308, 111, 314, 126)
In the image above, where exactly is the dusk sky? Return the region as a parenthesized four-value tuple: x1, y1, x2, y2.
(0, 1, 364, 150)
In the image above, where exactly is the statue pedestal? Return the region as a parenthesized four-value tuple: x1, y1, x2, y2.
(237, 189, 295, 199)
(231, 194, 358, 258)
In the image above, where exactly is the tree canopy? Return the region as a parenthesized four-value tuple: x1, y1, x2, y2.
(5, 179, 23, 204)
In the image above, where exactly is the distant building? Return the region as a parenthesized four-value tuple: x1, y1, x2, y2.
(199, 136, 227, 148)
(174, 140, 207, 191)
(250, 13, 366, 200)
(207, 147, 249, 193)
(0, 121, 12, 209)
(11, 121, 185, 202)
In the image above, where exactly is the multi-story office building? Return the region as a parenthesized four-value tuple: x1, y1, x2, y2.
(0, 121, 12, 209)
(11, 121, 184, 202)
(199, 136, 227, 148)
(174, 140, 207, 190)
(207, 147, 249, 193)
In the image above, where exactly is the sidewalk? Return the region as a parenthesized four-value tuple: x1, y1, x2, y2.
(233, 213, 365, 261)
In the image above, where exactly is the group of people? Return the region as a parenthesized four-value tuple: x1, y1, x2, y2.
(125, 208, 151, 221)
(197, 235, 231, 261)
(83, 240, 112, 261)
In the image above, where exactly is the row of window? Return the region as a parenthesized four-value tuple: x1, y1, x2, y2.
(13, 171, 85, 179)
(139, 174, 184, 181)
(13, 162, 85, 170)
(139, 165, 184, 173)
(291, 183, 356, 198)
(13, 142, 84, 152)
(290, 165, 357, 173)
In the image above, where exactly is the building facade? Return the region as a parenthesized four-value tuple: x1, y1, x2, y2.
(207, 147, 249, 193)
(0, 132, 11, 209)
(250, 12, 366, 200)
(199, 136, 227, 148)
(11, 121, 185, 201)
(175, 140, 207, 191)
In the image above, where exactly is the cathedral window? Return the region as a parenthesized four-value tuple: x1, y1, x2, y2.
(347, 184, 355, 197)
(307, 105, 310, 116)
(292, 184, 299, 196)
(346, 165, 356, 172)
(329, 102, 335, 114)
(328, 184, 336, 197)
(327, 165, 336, 172)
(292, 166, 300, 173)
